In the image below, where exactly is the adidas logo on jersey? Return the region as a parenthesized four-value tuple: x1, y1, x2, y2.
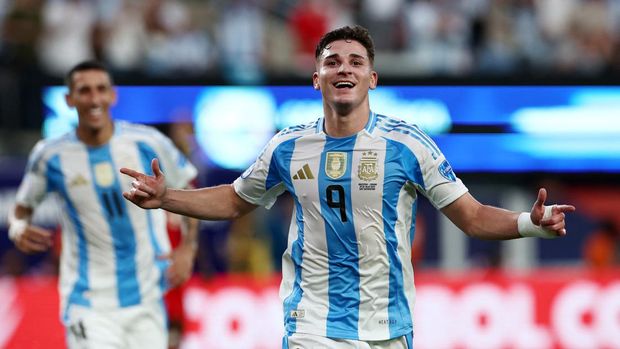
(292, 164, 314, 180)
(69, 174, 88, 187)
(290, 309, 305, 318)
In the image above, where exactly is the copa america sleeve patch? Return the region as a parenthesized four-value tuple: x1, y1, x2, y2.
(438, 159, 457, 182)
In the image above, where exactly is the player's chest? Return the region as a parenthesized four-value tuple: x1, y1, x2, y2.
(286, 147, 387, 204)
(47, 143, 142, 194)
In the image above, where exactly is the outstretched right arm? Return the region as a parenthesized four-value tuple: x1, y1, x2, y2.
(120, 158, 257, 220)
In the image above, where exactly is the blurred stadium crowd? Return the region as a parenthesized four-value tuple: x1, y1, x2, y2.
(2, 0, 620, 81)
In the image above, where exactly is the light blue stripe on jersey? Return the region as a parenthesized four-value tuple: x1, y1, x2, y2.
(88, 145, 140, 307)
(319, 136, 360, 338)
(269, 139, 304, 333)
(365, 111, 378, 133)
(137, 142, 168, 291)
(282, 335, 289, 349)
(410, 200, 418, 246)
(405, 331, 414, 348)
(48, 155, 91, 320)
(383, 139, 424, 336)
(315, 118, 323, 134)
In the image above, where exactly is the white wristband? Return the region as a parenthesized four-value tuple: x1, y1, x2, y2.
(517, 206, 555, 238)
(8, 217, 28, 242)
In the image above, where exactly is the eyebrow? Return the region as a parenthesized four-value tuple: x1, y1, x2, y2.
(324, 53, 367, 61)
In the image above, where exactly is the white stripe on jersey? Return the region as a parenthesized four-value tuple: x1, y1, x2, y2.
(288, 133, 330, 335)
(350, 133, 390, 340)
(395, 183, 417, 330)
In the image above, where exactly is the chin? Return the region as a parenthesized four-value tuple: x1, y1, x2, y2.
(332, 102, 355, 115)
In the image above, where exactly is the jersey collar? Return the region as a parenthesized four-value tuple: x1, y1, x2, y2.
(316, 110, 377, 135)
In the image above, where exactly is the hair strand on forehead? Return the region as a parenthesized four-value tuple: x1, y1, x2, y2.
(315, 25, 375, 65)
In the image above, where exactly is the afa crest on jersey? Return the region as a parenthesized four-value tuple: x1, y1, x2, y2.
(325, 152, 347, 179)
(358, 151, 379, 181)
(94, 162, 115, 187)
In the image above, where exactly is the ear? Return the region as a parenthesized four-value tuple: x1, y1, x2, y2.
(110, 87, 118, 106)
(369, 70, 378, 90)
(312, 72, 320, 90)
(65, 92, 75, 108)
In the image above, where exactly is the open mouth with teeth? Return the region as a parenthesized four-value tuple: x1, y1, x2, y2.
(334, 81, 355, 89)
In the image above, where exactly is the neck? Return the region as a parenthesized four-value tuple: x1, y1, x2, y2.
(76, 120, 114, 146)
(323, 102, 370, 138)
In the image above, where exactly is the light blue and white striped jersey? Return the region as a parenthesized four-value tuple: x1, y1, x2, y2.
(234, 112, 468, 341)
(16, 121, 197, 322)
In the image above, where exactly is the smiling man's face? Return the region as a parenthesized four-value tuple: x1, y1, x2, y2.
(313, 39, 378, 116)
(65, 69, 117, 133)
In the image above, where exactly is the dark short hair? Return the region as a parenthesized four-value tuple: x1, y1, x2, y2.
(314, 25, 375, 65)
(65, 60, 113, 90)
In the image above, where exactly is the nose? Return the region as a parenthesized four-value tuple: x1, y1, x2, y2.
(338, 62, 351, 74)
(91, 91, 103, 105)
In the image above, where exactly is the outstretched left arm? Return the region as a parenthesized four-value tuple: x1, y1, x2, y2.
(441, 188, 576, 240)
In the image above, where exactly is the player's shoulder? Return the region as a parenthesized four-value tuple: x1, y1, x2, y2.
(277, 118, 321, 138)
(115, 120, 160, 136)
(270, 118, 320, 145)
(25, 131, 78, 171)
(373, 113, 441, 157)
(374, 113, 417, 132)
(373, 113, 431, 140)
(114, 120, 168, 143)
(253, 118, 320, 157)
(29, 131, 77, 159)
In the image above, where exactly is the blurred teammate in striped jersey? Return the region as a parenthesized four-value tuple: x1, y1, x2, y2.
(121, 26, 575, 349)
(8, 61, 198, 349)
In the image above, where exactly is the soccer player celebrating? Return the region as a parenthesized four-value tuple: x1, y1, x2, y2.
(8, 61, 198, 348)
(121, 26, 575, 348)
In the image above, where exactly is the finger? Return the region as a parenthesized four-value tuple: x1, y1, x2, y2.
(541, 220, 566, 232)
(554, 204, 576, 213)
(151, 159, 163, 179)
(540, 215, 566, 230)
(28, 233, 53, 246)
(29, 242, 51, 252)
(541, 211, 564, 225)
(129, 188, 152, 198)
(122, 191, 134, 201)
(119, 167, 143, 179)
(534, 188, 547, 209)
(26, 228, 53, 245)
(22, 238, 51, 253)
(27, 226, 53, 237)
(132, 181, 157, 196)
(158, 253, 172, 260)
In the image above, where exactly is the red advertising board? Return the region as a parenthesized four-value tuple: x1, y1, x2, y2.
(2, 268, 619, 349)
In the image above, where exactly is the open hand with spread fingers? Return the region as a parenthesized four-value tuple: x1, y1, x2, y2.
(120, 158, 168, 209)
